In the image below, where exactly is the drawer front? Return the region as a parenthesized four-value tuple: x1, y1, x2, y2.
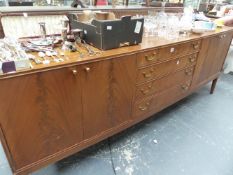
(133, 96, 154, 117)
(137, 40, 201, 67)
(151, 80, 192, 111)
(133, 80, 192, 118)
(137, 53, 197, 84)
(135, 66, 194, 100)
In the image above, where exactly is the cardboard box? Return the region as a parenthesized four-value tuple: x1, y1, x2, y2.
(69, 14, 144, 50)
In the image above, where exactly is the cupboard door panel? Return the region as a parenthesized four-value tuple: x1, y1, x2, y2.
(0, 67, 83, 169)
(210, 33, 233, 75)
(193, 32, 233, 86)
(81, 61, 112, 139)
(112, 55, 137, 125)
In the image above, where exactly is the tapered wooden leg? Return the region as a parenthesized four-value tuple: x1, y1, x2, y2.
(210, 78, 218, 94)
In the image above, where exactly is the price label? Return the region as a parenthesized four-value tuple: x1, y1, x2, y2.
(134, 21, 142, 34)
(107, 26, 112, 30)
(170, 48, 175, 53)
(23, 13, 28, 18)
(15, 60, 30, 69)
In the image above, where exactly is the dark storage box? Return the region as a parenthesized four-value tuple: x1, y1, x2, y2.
(69, 14, 144, 50)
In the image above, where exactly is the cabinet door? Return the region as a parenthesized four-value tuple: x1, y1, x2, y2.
(80, 60, 112, 139)
(81, 56, 137, 139)
(193, 32, 233, 86)
(0, 67, 83, 169)
(111, 54, 137, 125)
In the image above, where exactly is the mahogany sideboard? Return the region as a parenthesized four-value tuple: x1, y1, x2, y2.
(0, 27, 232, 175)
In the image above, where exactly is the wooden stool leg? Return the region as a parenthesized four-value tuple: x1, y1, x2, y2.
(210, 78, 218, 94)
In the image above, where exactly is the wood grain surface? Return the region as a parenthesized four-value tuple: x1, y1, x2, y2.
(0, 27, 232, 175)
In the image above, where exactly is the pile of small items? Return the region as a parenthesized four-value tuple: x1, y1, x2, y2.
(0, 37, 31, 74)
(0, 19, 101, 74)
(21, 20, 100, 66)
(21, 37, 67, 65)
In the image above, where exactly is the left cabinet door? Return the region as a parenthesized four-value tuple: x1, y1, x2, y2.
(0, 67, 83, 170)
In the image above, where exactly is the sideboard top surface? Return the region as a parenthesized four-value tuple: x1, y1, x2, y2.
(1, 26, 233, 79)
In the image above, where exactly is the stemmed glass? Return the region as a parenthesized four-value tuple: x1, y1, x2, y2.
(179, 7, 194, 37)
(157, 11, 168, 38)
(166, 13, 180, 40)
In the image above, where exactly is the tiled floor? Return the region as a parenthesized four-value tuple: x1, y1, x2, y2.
(1, 74, 233, 175)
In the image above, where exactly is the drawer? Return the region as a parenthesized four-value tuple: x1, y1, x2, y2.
(137, 53, 197, 84)
(135, 66, 194, 100)
(151, 80, 192, 111)
(137, 40, 201, 67)
(133, 96, 154, 117)
(133, 80, 192, 118)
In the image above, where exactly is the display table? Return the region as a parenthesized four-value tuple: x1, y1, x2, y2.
(0, 27, 233, 175)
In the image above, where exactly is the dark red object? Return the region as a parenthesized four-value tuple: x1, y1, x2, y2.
(2, 61, 16, 73)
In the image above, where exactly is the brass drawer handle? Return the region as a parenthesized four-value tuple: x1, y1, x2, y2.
(189, 56, 196, 63)
(85, 67, 91, 72)
(193, 43, 199, 50)
(139, 102, 150, 111)
(145, 52, 157, 61)
(181, 81, 191, 91)
(220, 34, 226, 39)
(185, 71, 192, 76)
(181, 85, 189, 91)
(185, 68, 193, 75)
(140, 85, 152, 95)
(143, 68, 155, 78)
(72, 69, 78, 76)
(143, 73, 152, 78)
(141, 89, 150, 95)
(145, 56, 154, 61)
(139, 106, 148, 111)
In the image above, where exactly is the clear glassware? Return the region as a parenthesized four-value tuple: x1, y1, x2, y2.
(157, 12, 168, 38)
(143, 8, 195, 40)
(60, 19, 69, 42)
(161, 1, 167, 14)
(38, 22, 47, 41)
(179, 7, 194, 37)
(144, 15, 155, 37)
(148, 10, 156, 17)
(166, 13, 180, 40)
(143, 17, 150, 37)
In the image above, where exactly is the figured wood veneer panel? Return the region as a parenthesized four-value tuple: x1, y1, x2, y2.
(0, 67, 83, 169)
(80, 60, 112, 139)
(194, 32, 233, 86)
(111, 54, 137, 125)
(0, 28, 232, 175)
(81, 55, 137, 139)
